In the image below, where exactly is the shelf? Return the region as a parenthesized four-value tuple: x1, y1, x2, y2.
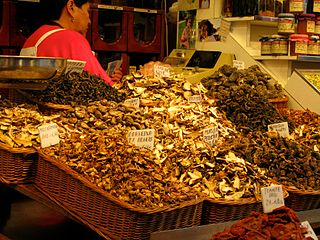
(253, 55, 297, 60)
(223, 16, 254, 22)
(223, 15, 278, 27)
(297, 55, 320, 62)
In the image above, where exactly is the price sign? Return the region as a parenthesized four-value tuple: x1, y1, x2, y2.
(233, 60, 245, 70)
(203, 127, 219, 146)
(128, 129, 155, 149)
(301, 221, 318, 240)
(268, 122, 289, 138)
(220, 19, 231, 42)
(188, 95, 202, 103)
(124, 98, 140, 109)
(261, 185, 285, 213)
(66, 60, 86, 74)
(38, 123, 60, 148)
(154, 65, 170, 78)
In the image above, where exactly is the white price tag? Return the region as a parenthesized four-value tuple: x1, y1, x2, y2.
(261, 185, 285, 213)
(66, 60, 86, 74)
(203, 127, 219, 146)
(38, 123, 60, 148)
(220, 19, 231, 42)
(128, 129, 155, 149)
(188, 95, 202, 103)
(301, 221, 318, 240)
(268, 122, 289, 138)
(154, 65, 170, 78)
(124, 98, 140, 109)
(233, 60, 245, 70)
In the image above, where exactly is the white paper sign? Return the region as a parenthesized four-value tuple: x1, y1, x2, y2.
(154, 65, 170, 78)
(233, 60, 245, 70)
(268, 122, 289, 138)
(188, 95, 202, 103)
(128, 129, 155, 149)
(124, 98, 140, 109)
(203, 127, 219, 146)
(66, 60, 86, 74)
(38, 123, 60, 148)
(261, 185, 285, 213)
(301, 221, 318, 240)
(220, 19, 231, 42)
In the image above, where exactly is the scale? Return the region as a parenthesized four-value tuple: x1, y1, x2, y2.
(164, 49, 234, 84)
(0, 55, 67, 90)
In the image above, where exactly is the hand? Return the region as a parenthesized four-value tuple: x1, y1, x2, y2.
(111, 68, 123, 83)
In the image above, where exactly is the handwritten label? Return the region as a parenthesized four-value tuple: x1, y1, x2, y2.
(233, 60, 245, 70)
(124, 98, 140, 109)
(203, 127, 219, 146)
(38, 123, 60, 148)
(301, 221, 318, 240)
(66, 60, 86, 74)
(188, 95, 202, 103)
(268, 122, 289, 138)
(220, 20, 231, 42)
(261, 185, 285, 213)
(128, 129, 155, 149)
(154, 65, 170, 78)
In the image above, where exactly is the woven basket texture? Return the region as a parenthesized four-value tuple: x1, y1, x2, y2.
(285, 187, 320, 211)
(35, 152, 203, 240)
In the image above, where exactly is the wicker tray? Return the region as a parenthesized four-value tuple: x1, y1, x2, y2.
(35, 152, 204, 240)
(201, 197, 263, 225)
(268, 95, 289, 110)
(285, 187, 320, 211)
(0, 142, 37, 184)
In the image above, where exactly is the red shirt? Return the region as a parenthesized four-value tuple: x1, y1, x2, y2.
(22, 25, 114, 86)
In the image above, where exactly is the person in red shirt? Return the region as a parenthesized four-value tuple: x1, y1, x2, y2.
(21, 0, 122, 86)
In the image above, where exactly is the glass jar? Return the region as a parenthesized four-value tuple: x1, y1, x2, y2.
(297, 13, 315, 34)
(258, 0, 275, 16)
(315, 16, 320, 34)
(271, 35, 289, 55)
(288, 0, 304, 13)
(278, 13, 296, 34)
(308, 35, 319, 55)
(307, 0, 320, 12)
(290, 34, 309, 55)
(260, 36, 272, 55)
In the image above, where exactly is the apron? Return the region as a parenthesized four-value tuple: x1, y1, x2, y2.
(20, 28, 65, 56)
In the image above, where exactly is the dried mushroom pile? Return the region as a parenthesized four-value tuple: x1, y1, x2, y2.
(0, 99, 59, 149)
(210, 206, 312, 240)
(201, 65, 292, 134)
(24, 71, 125, 105)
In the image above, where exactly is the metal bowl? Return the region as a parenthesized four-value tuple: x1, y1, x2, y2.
(0, 55, 67, 81)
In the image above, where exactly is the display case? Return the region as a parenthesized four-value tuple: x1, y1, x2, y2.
(9, 0, 43, 48)
(285, 69, 320, 114)
(0, 1, 10, 47)
(127, 8, 163, 54)
(91, 4, 127, 52)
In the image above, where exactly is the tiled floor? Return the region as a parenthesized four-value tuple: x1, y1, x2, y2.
(0, 185, 104, 240)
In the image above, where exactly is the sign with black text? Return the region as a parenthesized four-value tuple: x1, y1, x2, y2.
(261, 185, 285, 213)
(268, 122, 289, 138)
(128, 129, 155, 149)
(203, 127, 219, 146)
(66, 60, 86, 74)
(38, 123, 60, 148)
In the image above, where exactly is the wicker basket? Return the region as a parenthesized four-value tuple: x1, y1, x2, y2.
(35, 152, 204, 240)
(285, 187, 320, 211)
(0, 143, 37, 184)
(268, 95, 289, 110)
(201, 197, 263, 225)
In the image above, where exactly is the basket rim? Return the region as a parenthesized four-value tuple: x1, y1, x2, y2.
(16, 89, 73, 110)
(284, 186, 320, 195)
(38, 151, 204, 214)
(0, 142, 36, 154)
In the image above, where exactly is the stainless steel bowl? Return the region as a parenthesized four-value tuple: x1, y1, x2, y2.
(0, 55, 67, 81)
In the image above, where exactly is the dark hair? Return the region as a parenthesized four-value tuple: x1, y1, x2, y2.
(40, 0, 89, 21)
(200, 20, 216, 36)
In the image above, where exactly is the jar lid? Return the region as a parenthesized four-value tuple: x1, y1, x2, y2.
(310, 35, 320, 40)
(298, 13, 316, 19)
(278, 13, 295, 18)
(290, 34, 309, 40)
(259, 36, 270, 41)
(271, 34, 288, 39)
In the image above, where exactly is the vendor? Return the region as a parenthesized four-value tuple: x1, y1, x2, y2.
(20, 0, 122, 86)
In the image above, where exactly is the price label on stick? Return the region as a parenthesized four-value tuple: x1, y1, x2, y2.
(124, 98, 140, 109)
(154, 64, 170, 78)
(38, 123, 60, 148)
(261, 185, 285, 213)
(188, 95, 202, 103)
(268, 122, 289, 138)
(66, 60, 86, 74)
(233, 60, 245, 70)
(301, 221, 318, 240)
(203, 127, 219, 146)
(128, 129, 155, 149)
